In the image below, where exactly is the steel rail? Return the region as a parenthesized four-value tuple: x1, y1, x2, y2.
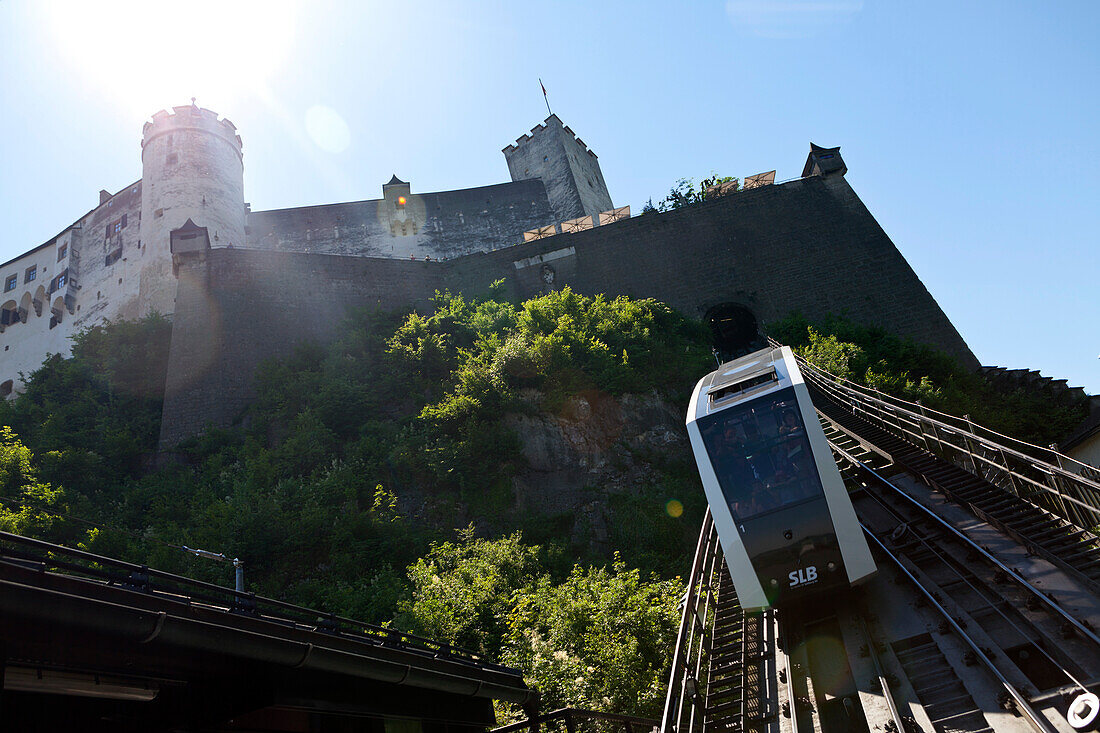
(862, 528, 1058, 733)
(765, 335, 1099, 482)
(837, 446, 1095, 700)
(687, 527, 721, 733)
(828, 442, 1100, 649)
(802, 368, 1100, 538)
(804, 370, 1100, 533)
(856, 616, 907, 733)
(791, 351, 1100, 487)
(660, 508, 714, 733)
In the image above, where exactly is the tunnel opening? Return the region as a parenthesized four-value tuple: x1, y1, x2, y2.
(705, 303, 765, 362)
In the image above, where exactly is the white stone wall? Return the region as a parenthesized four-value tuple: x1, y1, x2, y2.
(70, 182, 147, 326)
(0, 182, 153, 392)
(0, 235, 78, 391)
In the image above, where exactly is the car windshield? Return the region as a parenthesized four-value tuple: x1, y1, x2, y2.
(698, 386, 825, 521)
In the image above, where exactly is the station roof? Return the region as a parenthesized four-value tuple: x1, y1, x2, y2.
(0, 531, 535, 731)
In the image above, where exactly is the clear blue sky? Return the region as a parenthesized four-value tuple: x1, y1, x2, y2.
(1, 1, 1097, 393)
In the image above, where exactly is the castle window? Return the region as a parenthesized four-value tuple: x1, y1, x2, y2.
(105, 248, 122, 267)
(0, 381, 12, 398)
(105, 216, 125, 238)
(155, 209, 164, 218)
(166, 152, 178, 165)
(49, 270, 68, 293)
(1, 308, 19, 326)
(24, 266, 36, 284)
(543, 156, 549, 162)
(4, 275, 16, 292)
(57, 244, 68, 261)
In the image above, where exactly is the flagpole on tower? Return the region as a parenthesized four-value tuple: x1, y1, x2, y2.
(540, 78, 551, 117)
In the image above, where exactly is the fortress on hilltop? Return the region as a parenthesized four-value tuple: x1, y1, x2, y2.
(0, 102, 976, 445)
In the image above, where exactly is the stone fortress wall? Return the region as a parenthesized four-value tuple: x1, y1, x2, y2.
(243, 178, 556, 261)
(503, 115, 614, 222)
(0, 103, 978, 449)
(161, 173, 977, 445)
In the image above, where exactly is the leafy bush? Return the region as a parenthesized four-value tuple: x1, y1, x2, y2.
(0, 313, 171, 490)
(398, 529, 682, 719)
(503, 555, 681, 718)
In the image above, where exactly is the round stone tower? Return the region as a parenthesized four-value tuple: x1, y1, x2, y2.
(139, 102, 244, 315)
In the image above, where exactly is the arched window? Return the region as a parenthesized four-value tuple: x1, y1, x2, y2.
(17, 293, 32, 323)
(0, 299, 18, 328)
(33, 285, 47, 317)
(50, 297, 66, 329)
(0, 380, 13, 398)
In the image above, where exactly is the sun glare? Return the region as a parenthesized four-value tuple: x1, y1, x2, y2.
(43, 0, 298, 117)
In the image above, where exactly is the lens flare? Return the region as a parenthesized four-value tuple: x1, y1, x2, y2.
(305, 106, 352, 154)
(666, 500, 684, 518)
(43, 0, 298, 117)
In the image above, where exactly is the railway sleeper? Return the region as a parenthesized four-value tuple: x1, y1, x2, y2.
(706, 683, 744, 701)
(712, 630, 744, 647)
(707, 675, 745, 693)
(706, 698, 745, 717)
(970, 495, 1021, 512)
(926, 707, 992, 733)
(1044, 528, 1097, 548)
(1059, 546, 1100, 565)
(1025, 520, 1074, 541)
(710, 654, 746, 671)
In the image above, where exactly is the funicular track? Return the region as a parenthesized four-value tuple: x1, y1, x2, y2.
(661, 510, 774, 733)
(833, 439, 1100, 732)
(796, 358, 1100, 733)
(799, 367, 1100, 592)
(662, 348, 1100, 733)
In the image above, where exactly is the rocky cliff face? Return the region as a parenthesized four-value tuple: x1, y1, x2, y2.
(396, 387, 700, 568)
(504, 389, 691, 552)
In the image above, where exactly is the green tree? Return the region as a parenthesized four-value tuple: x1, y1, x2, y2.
(657, 174, 740, 211)
(503, 556, 682, 718)
(0, 427, 68, 539)
(0, 313, 171, 493)
(400, 528, 542, 658)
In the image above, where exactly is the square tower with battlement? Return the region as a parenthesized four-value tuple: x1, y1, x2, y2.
(503, 115, 613, 223)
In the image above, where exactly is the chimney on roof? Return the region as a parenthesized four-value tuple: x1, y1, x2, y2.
(99, 189, 112, 205)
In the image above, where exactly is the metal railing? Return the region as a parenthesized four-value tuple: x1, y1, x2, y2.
(791, 352, 1100, 532)
(660, 509, 724, 733)
(0, 530, 512, 673)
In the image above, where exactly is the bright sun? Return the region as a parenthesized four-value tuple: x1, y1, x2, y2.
(43, 0, 298, 117)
